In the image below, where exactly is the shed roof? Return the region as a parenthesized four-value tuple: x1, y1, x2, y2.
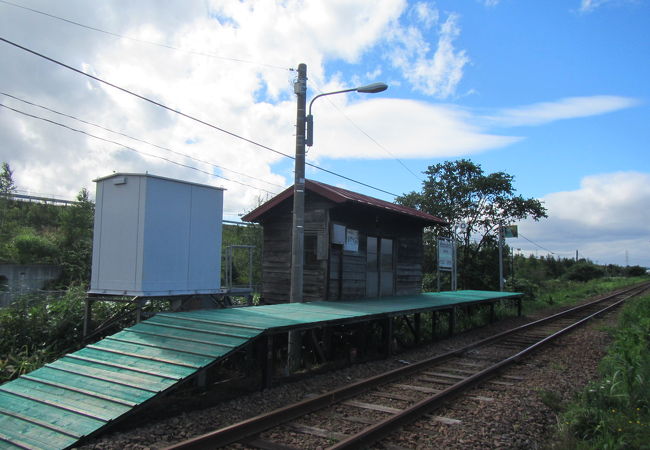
(241, 179, 447, 225)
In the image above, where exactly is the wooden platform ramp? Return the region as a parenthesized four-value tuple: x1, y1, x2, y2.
(0, 290, 521, 449)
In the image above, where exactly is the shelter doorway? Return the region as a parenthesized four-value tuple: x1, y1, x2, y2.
(366, 236, 394, 297)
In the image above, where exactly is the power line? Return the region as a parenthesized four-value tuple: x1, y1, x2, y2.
(0, 103, 280, 196)
(518, 232, 556, 255)
(303, 162, 396, 196)
(1, 91, 285, 190)
(0, 37, 292, 159)
(0, 0, 290, 71)
(0, 36, 398, 197)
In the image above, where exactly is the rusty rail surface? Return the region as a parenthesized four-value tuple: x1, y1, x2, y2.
(165, 283, 649, 450)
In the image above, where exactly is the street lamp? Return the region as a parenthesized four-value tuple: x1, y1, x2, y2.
(290, 63, 387, 306)
(305, 82, 388, 147)
(287, 64, 386, 372)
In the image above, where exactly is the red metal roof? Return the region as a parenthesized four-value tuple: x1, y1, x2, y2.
(241, 179, 447, 225)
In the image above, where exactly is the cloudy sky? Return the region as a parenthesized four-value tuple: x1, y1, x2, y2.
(1, 0, 648, 267)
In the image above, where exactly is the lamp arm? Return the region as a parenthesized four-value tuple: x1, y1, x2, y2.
(308, 88, 356, 115)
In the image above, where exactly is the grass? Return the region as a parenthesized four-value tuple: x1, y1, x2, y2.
(520, 276, 648, 315)
(549, 293, 650, 449)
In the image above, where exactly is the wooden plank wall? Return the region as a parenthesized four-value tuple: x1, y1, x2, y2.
(303, 196, 330, 302)
(328, 207, 425, 300)
(259, 193, 332, 304)
(259, 204, 292, 303)
(396, 232, 424, 296)
(258, 193, 429, 303)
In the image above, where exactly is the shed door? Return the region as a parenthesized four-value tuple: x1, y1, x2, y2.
(379, 238, 394, 296)
(366, 237, 378, 297)
(366, 237, 394, 298)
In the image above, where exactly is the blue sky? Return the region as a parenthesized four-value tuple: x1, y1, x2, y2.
(310, 0, 648, 197)
(0, 0, 648, 266)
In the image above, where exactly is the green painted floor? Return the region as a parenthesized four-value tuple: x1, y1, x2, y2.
(0, 290, 521, 449)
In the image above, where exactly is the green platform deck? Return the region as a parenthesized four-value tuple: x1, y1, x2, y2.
(0, 290, 521, 449)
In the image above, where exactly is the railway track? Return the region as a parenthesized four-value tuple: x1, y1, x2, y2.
(165, 283, 649, 450)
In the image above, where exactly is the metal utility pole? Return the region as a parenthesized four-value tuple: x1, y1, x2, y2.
(498, 225, 504, 291)
(288, 63, 307, 372)
(452, 239, 458, 290)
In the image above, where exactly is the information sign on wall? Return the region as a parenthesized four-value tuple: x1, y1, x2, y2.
(344, 228, 359, 252)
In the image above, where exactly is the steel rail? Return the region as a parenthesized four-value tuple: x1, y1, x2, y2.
(164, 283, 648, 450)
(329, 285, 642, 449)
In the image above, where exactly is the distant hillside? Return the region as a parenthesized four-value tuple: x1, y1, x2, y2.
(0, 190, 94, 287)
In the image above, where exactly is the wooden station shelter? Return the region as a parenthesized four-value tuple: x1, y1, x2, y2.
(242, 179, 447, 303)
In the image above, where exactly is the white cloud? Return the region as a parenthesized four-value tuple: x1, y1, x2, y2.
(518, 172, 650, 266)
(303, 93, 638, 161)
(0, 0, 477, 213)
(309, 97, 520, 159)
(578, 0, 639, 13)
(412, 2, 439, 28)
(0, 0, 408, 217)
(580, 0, 599, 11)
(486, 96, 640, 127)
(385, 12, 470, 98)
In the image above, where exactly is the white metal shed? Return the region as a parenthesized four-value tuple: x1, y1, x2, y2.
(90, 173, 224, 296)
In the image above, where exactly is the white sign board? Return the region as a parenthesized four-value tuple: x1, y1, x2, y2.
(344, 228, 359, 252)
(504, 224, 518, 238)
(331, 224, 346, 245)
(438, 237, 454, 270)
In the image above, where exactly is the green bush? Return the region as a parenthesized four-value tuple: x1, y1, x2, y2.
(565, 262, 606, 282)
(11, 229, 58, 264)
(507, 277, 539, 301)
(626, 265, 647, 277)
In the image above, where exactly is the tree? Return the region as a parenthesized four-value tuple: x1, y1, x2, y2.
(0, 162, 16, 195)
(0, 163, 18, 253)
(57, 188, 95, 285)
(397, 159, 548, 288)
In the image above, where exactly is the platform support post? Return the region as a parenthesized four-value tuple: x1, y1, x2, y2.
(383, 317, 393, 357)
(309, 329, 327, 364)
(83, 298, 93, 339)
(414, 313, 421, 345)
(448, 307, 456, 337)
(358, 322, 369, 357)
(489, 302, 496, 323)
(196, 370, 207, 388)
(262, 334, 274, 389)
(135, 297, 144, 323)
(431, 310, 438, 341)
(517, 297, 522, 316)
(323, 326, 332, 359)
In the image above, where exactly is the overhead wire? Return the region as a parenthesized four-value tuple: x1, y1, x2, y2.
(0, 36, 398, 197)
(0, 103, 280, 196)
(0, 0, 290, 71)
(517, 232, 556, 255)
(0, 91, 285, 190)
